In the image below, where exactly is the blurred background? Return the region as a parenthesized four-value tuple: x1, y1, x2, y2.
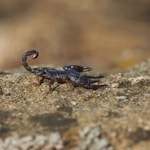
(0, 0, 150, 72)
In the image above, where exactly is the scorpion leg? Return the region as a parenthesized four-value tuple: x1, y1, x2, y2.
(48, 80, 55, 92)
(67, 80, 75, 91)
(36, 76, 45, 85)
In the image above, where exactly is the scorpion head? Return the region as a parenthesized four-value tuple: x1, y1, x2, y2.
(63, 65, 92, 73)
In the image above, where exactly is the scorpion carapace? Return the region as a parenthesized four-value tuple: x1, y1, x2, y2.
(22, 50, 106, 92)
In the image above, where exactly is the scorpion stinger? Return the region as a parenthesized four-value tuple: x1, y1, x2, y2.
(22, 50, 39, 74)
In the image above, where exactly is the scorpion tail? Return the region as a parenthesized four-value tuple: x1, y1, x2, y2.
(22, 50, 39, 73)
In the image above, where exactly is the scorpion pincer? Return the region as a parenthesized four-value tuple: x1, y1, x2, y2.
(22, 50, 106, 92)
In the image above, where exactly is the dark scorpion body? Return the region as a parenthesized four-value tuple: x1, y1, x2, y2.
(22, 50, 105, 92)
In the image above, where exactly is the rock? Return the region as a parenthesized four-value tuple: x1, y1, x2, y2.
(0, 59, 149, 149)
(0, 133, 63, 150)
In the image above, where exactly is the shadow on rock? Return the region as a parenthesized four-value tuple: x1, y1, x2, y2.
(129, 127, 150, 144)
(0, 72, 12, 75)
(29, 112, 77, 132)
(57, 106, 73, 116)
(0, 110, 12, 138)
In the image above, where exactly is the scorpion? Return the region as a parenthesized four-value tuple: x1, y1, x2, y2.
(22, 50, 106, 92)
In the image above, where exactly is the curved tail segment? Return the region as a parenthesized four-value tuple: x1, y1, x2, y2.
(22, 50, 39, 73)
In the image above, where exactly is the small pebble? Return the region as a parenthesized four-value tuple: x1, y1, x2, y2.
(111, 83, 119, 88)
(90, 138, 110, 150)
(115, 96, 127, 100)
(79, 127, 91, 138)
(71, 101, 77, 105)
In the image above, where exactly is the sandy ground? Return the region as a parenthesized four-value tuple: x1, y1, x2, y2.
(0, 59, 150, 149)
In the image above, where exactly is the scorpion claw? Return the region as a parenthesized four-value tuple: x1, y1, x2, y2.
(63, 65, 92, 72)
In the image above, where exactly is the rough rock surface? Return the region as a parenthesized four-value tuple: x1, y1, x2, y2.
(0, 59, 150, 150)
